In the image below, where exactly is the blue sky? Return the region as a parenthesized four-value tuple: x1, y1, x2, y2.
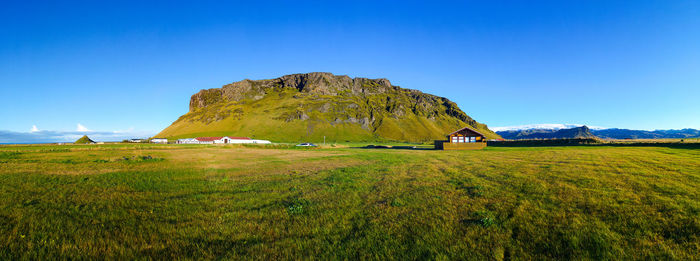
(1, 1, 699, 142)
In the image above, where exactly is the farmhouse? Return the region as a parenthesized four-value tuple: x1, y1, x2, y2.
(435, 126, 487, 150)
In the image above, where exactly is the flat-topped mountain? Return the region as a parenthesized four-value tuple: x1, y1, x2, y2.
(157, 72, 499, 142)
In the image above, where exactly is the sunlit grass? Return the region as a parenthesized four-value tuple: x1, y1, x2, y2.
(0, 144, 698, 259)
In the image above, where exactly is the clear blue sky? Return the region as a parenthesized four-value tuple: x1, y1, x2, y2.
(1, 1, 699, 142)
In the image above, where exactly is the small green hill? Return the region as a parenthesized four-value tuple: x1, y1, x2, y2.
(74, 135, 95, 144)
(157, 72, 500, 142)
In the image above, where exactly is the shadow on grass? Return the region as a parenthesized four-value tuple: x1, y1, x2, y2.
(351, 141, 700, 150)
(350, 145, 436, 151)
(489, 141, 700, 149)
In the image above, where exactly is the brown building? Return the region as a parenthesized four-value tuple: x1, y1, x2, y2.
(435, 126, 487, 150)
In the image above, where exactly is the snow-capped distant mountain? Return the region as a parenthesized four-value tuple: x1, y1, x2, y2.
(491, 124, 607, 132)
(496, 126, 597, 140)
(492, 124, 700, 140)
(591, 128, 700, 139)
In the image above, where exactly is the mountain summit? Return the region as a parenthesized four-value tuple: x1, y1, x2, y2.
(74, 135, 94, 144)
(157, 72, 499, 142)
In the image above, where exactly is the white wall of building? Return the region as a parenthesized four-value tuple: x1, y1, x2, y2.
(177, 138, 199, 144)
(213, 137, 231, 144)
(151, 138, 168, 144)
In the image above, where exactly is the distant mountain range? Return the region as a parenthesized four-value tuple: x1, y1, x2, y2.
(591, 128, 700, 139)
(495, 125, 700, 140)
(497, 126, 597, 140)
(491, 124, 606, 132)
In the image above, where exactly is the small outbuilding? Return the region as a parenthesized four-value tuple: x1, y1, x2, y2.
(435, 126, 487, 150)
(177, 138, 199, 144)
(151, 138, 168, 144)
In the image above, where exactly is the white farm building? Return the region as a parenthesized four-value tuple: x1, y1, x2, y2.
(151, 138, 168, 144)
(177, 138, 199, 144)
(177, 136, 271, 145)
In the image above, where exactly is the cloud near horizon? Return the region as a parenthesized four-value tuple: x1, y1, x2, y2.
(76, 123, 91, 132)
(0, 128, 156, 144)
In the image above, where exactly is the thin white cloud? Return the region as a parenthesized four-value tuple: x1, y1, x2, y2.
(30, 125, 39, 132)
(76, 123, 91, 132)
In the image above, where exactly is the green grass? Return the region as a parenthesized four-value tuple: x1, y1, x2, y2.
(0, 144, 698, 259)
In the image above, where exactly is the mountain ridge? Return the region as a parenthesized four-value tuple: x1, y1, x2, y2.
(496, 125, 700, 140)
(592, 128, 700, 139)
(497, 126, 597, 140)
(491, 124, 607, 132)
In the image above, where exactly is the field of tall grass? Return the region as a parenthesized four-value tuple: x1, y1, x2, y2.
(0, 144, 698, 259)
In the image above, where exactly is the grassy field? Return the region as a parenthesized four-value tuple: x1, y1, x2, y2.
(0, 144, 698, 259)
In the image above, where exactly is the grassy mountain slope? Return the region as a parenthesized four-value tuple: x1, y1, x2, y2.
(157, 72, 499, 142)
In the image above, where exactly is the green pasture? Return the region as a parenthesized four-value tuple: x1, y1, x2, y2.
(0, 144, 698, 259)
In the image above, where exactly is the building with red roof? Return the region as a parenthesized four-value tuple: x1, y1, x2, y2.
(193, 136, 253, 144)
(177, 136, 269, 144)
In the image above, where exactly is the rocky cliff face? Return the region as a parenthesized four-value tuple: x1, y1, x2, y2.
(192, 73, 413, 108)
(159, 72, 499, 142)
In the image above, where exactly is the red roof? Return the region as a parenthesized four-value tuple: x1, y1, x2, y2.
(195, 137, 223, 141)
(447, 126, 486, 137)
